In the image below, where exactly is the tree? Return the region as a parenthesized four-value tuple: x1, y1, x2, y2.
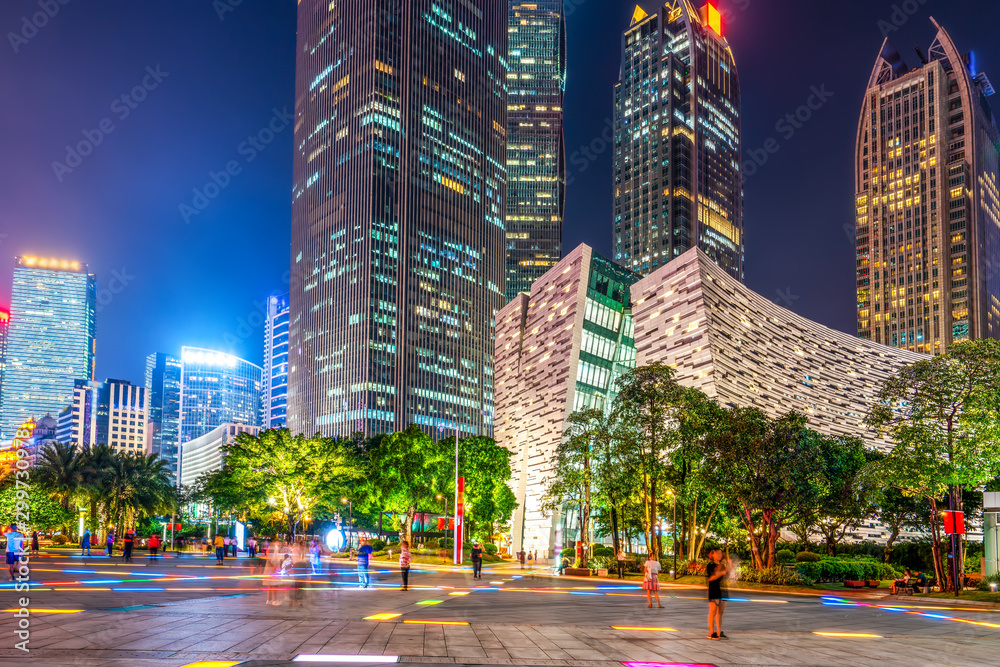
(33, 442, 90, 511)
(866, 339, 1000, 594)
(0, 481, 74, 533)
(813, 436, 872, 556)
(611, 362, 688, 560)
(450, 435, 517, 543)
(358, 425, 447, 545)
(542, 410, 601, 566)
(700, 408, 827, 570)
(202, 429, 356, 537)
(103, 453, 176, 535)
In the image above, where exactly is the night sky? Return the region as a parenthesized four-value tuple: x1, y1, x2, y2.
(2, 0, 999, 385)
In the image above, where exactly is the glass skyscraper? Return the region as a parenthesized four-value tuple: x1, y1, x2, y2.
(0, 308, 8, 424)
(289, 0, 507, 438)
(855, 20, 1000, 353)
(505, 0, 566, 301)
(178, 347, 262, 446)
(613, 2, 742, 280)
(0, 256, 96, 439)
(263, 295, 289, 430)
(145, 352, 182, 476)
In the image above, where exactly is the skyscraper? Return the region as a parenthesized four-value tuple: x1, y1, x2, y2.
(505, 0, 566, 301)
(289, 0, 507, 438)
(0, 308, 8, 423)
(178, 347, 262, 446)
(613, 2, 742, 280)
(0, 256, 96, 439)
(145, 352, 182, 476)
(58, 378, 148, 454)
(855, 19, 1000, 353)
(263, 295, 289, 430)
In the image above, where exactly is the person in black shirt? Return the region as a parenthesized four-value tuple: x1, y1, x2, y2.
(470, 542, 484, 580)
(705, 548, 728, 640)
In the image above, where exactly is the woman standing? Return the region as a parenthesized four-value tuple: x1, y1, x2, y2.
(642, 557, 663, 608)
(399, 540, 412, 591)
(30, 532, 39, 556)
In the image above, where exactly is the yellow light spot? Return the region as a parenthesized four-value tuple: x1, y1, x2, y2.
(403, 620, 468, 626)
(365, 613, 402, 621)
(181, 662, 243, 667)
(416, 600, 443, 605)
(813, 632, 882, 638)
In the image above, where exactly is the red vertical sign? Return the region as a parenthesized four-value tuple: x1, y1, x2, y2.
(456, 476, 465, 563)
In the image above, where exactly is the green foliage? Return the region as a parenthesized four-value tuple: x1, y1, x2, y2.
(561, 547, 575, 561)
(592, 543, 615, 558)
(776, 549, 796, 563)
(589, 555, 618, 570)
(887, 540, 936, 571)
(369, 538, 387, 552)
(796, 551, 822, 563)
(450, 435, 518, 541)
(0, 483, 74, 533)
(483, 543, 498, 555)
(794, 557, 900, 582)
(738, 564, 812, 587)
(52, 534, 69, 545)
(975, 573, 1000, 592)
(202, 429, 357, 536)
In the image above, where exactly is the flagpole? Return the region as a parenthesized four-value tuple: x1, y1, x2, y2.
(453, 421, 459, 565)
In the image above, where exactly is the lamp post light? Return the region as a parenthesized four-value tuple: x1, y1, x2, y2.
(341, 497, 353, 549)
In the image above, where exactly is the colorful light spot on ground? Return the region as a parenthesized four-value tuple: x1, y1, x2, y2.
(622, 662, 716, 667)
(812, 632, 882, 638)
(402, 620, 468, 626)
(292, 657, 398, 664)
(364, 613, 402, 621)
(416, 599, 442, 605)
(448, 592, 469, 596)
(2, 608, 83, 614)
(180, 662, 243, 667)
(612, 626, 677, 632)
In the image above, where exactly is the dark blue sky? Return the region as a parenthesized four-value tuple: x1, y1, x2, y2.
(2, 0, 999, 384)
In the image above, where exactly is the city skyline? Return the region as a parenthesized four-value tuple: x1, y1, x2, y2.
(3, 2, 1000, 389)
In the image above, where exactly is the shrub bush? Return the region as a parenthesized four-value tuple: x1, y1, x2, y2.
(796, 551, 822, 563)
(738, 565, 812, 587)
(776, 549, 796, 563)
(592, 543, 614, 558)
(483, 543, 498, 555)
(420, 539, 439, 550)
(52, 534, 69, 545)
(589, 555, 617, 570)
(561, 547, 575, 562)
(975, 573, 1000, 592)
(369, 539, 387, 552)
(795, 558, 901, 583)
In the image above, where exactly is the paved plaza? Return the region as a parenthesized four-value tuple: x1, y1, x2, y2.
(2, 551, 999, 666)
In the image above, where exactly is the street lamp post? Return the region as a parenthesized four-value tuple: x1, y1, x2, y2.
(341, 497, 353, 549)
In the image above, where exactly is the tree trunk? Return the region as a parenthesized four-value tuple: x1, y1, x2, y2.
(928, 499, 946, 589)
(609, 504, 621, 555)
(741, 506, 765, 570)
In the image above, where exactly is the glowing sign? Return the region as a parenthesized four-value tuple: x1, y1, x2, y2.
(181, 349, 239, 368)
(0, 310, 8, 322)
(20, 256, 81, 271)
(705, 3, 722, 37)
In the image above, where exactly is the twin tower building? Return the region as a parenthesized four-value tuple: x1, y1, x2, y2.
(286, 0, 1000, 465)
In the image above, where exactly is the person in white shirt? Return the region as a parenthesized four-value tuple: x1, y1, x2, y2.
(6, 524, 25, 581)
(642, 557, 663, 608)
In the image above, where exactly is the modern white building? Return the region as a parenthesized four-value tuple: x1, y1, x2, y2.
(495, 245, 929, 558)
(57, 378, 148, 454)
(178, 422, 259, 488)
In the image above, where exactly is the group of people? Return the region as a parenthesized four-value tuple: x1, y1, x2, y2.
(516, 548, 538, 569)
(261, 537, 328, 605)
(891, 568, 929, 595)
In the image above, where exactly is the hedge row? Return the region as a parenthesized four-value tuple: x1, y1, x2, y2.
(795, 559, 901, 582)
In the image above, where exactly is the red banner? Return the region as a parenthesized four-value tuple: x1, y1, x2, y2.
(456, 476, 465, 563)
(942, 511, 965, 535)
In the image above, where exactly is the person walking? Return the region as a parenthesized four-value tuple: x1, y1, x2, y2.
(356, 537, 373, 588)
(224, 535, 232, 559)
(470, 541, 483, 580)
(6, 525, 25, 582)
(106, 532, 115, 557)
(30, 531, 39, 556)
(706, 548, 728, 639)
(616, 549, 626, 579)
(81, 529, 91, 556)
(308, 539, 322, 574)
(518, 549, 525, 569)
(643, 556, 663, 608)
(121, 530, 135, 563)
(148, 533, 161, 561)
(214, 533, 226, 564)
(399, 540, 412, 591)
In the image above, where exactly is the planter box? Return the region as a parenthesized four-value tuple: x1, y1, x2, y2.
(596, 568, 609, 577)
(564, 568, 591, 577)
(866, 580, 881, 588)
(843, 580, 866, 588)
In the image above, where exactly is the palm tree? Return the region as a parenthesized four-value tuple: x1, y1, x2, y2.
(104, 453, 176, 534)
(34, 442, 90, 510)
(79, 444, 116, 537)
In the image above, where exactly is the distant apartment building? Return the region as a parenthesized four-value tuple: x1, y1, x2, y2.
(263, 295, 289, 430)
(178, 423, 259, 488)
(0, 256, 95, 439)
(57, 378, 148, 454)
(855, 19, 1000, 352)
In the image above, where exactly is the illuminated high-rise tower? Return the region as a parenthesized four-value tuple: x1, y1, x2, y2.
(505, 0, 566, 301)
(263, 295, 289, 430)
(855, 19, 1000, 353)
(613, 2, 742, 279)
(289, 0, 507, 438)
(145, 352, 181, 477)
(0, 256, 95, 439)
